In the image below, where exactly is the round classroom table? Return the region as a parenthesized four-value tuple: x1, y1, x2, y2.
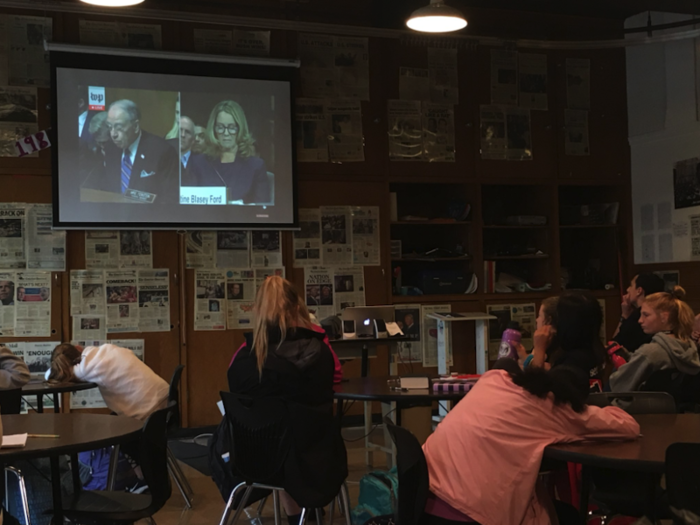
(0, 413, 143, 521)
(22, 381, 98, 413)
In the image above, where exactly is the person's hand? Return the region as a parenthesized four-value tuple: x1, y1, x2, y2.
(533, 325, 556, 354)
(621, 293, 632, 319)
(692, 330, 700, 343)
(516, 343, 529, 361)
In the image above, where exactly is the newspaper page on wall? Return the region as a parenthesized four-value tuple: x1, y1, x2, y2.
(26, 204, 66, 271)
(251, 231, 282, 267)
(423, 104, 455, 162)
(85, 231, 119, 269)
(490, 50, 518, 105)
(233, 29, 271, 57)
(0, 203, 26, 268)
(7, 15, 52, 87)
(479, 105, 532, 161)
(326, 99, 364, 162)
(255, 268, 285, 290)
(388, 100, 423, 162)
(104, 270, 139, 333)
(78, 21, 163, 49)
(193, 28, 233, 54)
(295, 99, 329, 162)
(0, 271, 15, 336)
(14, 271, 51, 337)
(566, 58, 591, 110)
(333, 266, 365, 313)
(518, 53, 548, 110)
(321, 206, 353, 265)
(298, 34, 336, 98)
(304, 266, 334, 320)
(564, 109, 590, 156)
(70, 270, 105, 317)
(194, 270, 226, 331)
(216, 231, 250, 268)
(351, 206, 380, 266)
(138, 269, 170, 332)
(428, 48, 459, 105)
(185, 231, 216, 269)
(226, 269, 255, 329)
(335, 37, 370, 100)
(395, 303, 422, 363)
(24, 341, 58, 380)
(0, 86, 38, 158)
(486, 303, 536, 360)
(421, 304, 452, 368)
(0, 18, 7, 85)
(72, 315, 106, 341)
(119, 231, 152, 268)
(399, 67, 429, 101)
(294, 209, 322, 267)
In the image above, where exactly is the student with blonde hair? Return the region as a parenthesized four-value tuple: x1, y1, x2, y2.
(227, 276, 347, 524)
(609, 286, 700, 392)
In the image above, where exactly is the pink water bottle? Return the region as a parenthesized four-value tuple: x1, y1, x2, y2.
(497, 321, 521, 360)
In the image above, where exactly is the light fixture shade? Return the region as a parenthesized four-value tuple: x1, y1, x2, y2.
(406, 0, 467, 33)
(80, 0, 145, 6)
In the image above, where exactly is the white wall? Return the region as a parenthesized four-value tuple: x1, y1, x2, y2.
(627, 11, 700, 264)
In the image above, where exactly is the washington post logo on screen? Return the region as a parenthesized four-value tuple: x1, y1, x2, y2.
(88, 86, 106, 111)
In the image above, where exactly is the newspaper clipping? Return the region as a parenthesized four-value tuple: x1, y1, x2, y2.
(26, 204, 66, 271)
(194, 270, 226, 331)
(85, 231, 119, 269)
(305, 266, 334, 319)
(15, 270, 51, 337)
(333, 266, 365, 314)
(564, 109, 590, 156)
(518, 53, 548, 110)
(399, 67, 430, 101)
(7, 15, 52, 87)
(138, 269, 170, 332)
(255, 267, 285, 290)
(486, 303, 536, 360)
(294, 209, 322, 267)
(193, 28, 233, 54)
(295, 98, 329, 162)
(185, 231, 216, 269)
(0, 85, 38, 158)
(421, 304, 452, 368)
(351, 206, 380, 266)
(0, 203, 25, 268)
(566, 58, 591, 110)
(72, 315, 106, 341)
(335, 37, 370, 100)
(395, 303, 422, 364)
(428, 48, 459, 105)
(480, 105, 532, 161)
(0, 271, 15, 336)
(217, 231, 250, 268)
(233, 29, 271, 57)
(298, 34, 336, 98)
(226, 269, 255, 329)
(326, 99, 364, 162)
(388, 100, 423, 161)
(105, 270, 139, 333)
(70, 270, 105, 316)
(78, 20, 163, 50)
(251, 231, 282, 267)
(321, 206, 353, 265)
(119, 231, 153, 268)
(23, 341, 57, 380)
(423, 103, 456, 162)
(490, 49, 518, 105)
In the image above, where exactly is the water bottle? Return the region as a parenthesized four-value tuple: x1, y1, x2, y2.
(497, 321, 521, 360)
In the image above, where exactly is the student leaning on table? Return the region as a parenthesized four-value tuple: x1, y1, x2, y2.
(0, 345, 30, 389)
(45, 343, 169, 421)
(422, 364, 639, 525)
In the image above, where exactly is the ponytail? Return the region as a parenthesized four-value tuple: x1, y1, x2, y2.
(48, 343, 82, 383)
(645, 286, 695, 342)
(510, 365, 589, 413)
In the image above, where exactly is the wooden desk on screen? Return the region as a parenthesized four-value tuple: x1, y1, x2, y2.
(80, 187, 148, 203)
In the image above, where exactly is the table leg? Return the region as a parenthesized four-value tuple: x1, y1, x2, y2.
(361, 343, 369, 377)
(381, 402, 397, 469)
(106, 445, 120, 490)
(336, 398, 343, 426)
(363, 401, 373, 467)
(37, 394, 43, 414)
(70, 453, 81, 493)
(578, 465, 591, 523)
(49, 455, 63, 523)
(53, 393, 60, 413)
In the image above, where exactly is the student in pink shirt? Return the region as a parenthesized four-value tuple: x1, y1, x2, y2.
(422, 364, 640, 525)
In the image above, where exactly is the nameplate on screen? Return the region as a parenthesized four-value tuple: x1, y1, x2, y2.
(180, 187, 227, 205)
(125, 189, 156, 203)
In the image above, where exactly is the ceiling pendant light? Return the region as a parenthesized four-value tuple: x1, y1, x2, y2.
(406, 0, 467, 33)
(80, 0, 145, 6)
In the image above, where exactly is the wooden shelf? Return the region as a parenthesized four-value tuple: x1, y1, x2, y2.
(563, 288, 620, 297)
(559, 224, 617, 229)
(483, 225, 548, 229)
(392, 257, 471, 262)
(481, 291, 554, 300)
(392, 294, 479, 304)
(391, 221, 471, 226)
(485, 254, 550, 260)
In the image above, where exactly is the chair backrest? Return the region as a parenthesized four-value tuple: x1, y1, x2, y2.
(587, 391, 676, 414)
(666, 443, 700, 519)
(0, 388, 22, 415)
(167, 365, 184, 431)
(384, 417, 429, 525)
(220, 391, 291, 484)
(138, 401, 175, 512)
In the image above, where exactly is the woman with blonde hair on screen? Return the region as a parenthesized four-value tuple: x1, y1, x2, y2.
(187, 100, 270, 204)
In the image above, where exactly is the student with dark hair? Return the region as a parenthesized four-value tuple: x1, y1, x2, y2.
(613, 273, 666, 352)
(422, 365, 639, 525)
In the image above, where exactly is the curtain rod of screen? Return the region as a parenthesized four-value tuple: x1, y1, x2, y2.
(4, 0, 700, 50)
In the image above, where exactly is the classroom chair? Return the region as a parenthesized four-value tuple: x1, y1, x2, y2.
(665, 442, 700, 524)
(1, 388, 30, 525)
(166, 365, 194, 509)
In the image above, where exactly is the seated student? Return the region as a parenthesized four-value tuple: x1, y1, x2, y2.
(692, 313, 700, 344)
(227, 276, 347, 524)
(0, 345, 31, 389)
(519, 297, 558, 369)
(609, 286, 700, 392)
(47, 343, 168, 421)
(422, 364, 640, 525)
(613, 273, 665, 352)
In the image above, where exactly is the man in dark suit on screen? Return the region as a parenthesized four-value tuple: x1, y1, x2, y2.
(87, 99, 178, 204)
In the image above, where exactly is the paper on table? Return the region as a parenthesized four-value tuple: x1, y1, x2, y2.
(385, 321, 403, 337)
(2, 433, 27, 448)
